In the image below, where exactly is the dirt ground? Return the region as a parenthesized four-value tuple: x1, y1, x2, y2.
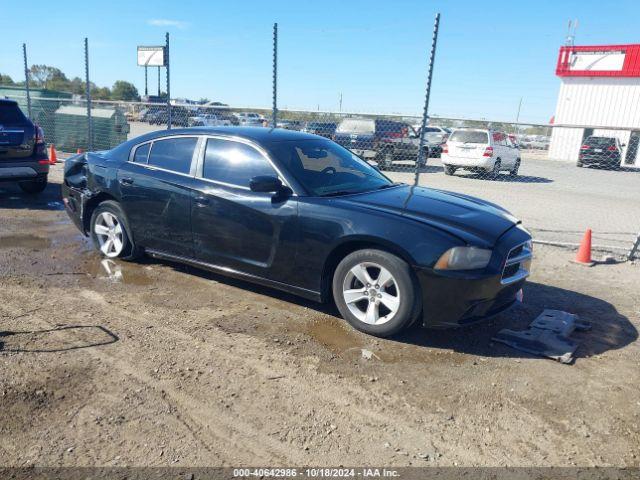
(1, 164, 639, 467)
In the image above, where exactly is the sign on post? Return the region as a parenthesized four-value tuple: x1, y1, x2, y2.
(137, 46, 166, 67)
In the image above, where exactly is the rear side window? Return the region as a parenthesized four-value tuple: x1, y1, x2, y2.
(203, 138, 276, 187)
(147, 137, 198, 174)
(132, 143, 150, 163)
(0, 103, 28, 124)
(449, 130, 489, 144)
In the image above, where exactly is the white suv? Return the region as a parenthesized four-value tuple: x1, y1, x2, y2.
(441, 129, 521, 178)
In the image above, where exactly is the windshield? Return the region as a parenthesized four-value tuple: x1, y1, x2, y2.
(268, 139, 392, 196)
(336, 119, 375, 134)
(449, 130, 488, 144)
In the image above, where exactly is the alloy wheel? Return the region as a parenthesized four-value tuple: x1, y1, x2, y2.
(342, 262, 401, 325)
(94, 212, 124, 258)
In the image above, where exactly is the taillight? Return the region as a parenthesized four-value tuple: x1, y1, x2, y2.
(35, 125, 45, 144)
(34, 125, 47, 157)
(442, 143, 449, 154)
(607, 145, 617, 151)
(580, 145, 590, 150)
(483, 146, 494, 157)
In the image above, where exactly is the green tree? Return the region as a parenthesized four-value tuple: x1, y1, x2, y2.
(0, 73, 15, 85)
(111, 81, 140, 101)
(29, 65, 70, 90)
(91, 86, 111, 100)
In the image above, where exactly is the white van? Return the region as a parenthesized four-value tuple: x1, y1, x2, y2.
(441, 129, 521, 178)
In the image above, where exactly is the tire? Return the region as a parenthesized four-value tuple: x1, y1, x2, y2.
(90, 200, 140, 261)
(576, 161, 583, 168)
(332, 249, 421, 337)
(488, 159, 501, 180)
(18, 176, 47, 194)
(509, 159, 521, 176)
(377, 147, 394, 170)
(444, 165, 456, 176)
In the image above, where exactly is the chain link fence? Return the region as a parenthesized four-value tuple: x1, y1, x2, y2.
(3, 96, 639, 259)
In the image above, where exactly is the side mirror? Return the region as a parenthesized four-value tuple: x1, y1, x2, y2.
(249, 175, 283, 193)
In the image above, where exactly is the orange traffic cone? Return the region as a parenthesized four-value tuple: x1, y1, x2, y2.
(573, 229, 595, 266)
(49, 145, 58, 165)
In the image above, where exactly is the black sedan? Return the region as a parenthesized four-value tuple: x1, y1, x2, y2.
(62, 127, 532, 337)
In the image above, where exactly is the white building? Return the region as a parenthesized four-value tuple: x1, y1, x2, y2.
(549, 43, 640, 167)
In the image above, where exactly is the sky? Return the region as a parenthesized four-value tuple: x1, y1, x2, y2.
(2, 0, 640, 123)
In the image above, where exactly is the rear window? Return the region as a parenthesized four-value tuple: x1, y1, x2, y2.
(0, 103, 28, 124)
(449, 130, 489, 144)
(336, 119, 375, 134)
(585, 136, 616, 146)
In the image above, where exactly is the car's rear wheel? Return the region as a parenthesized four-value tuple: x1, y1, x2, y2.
(576, 161, 583, 167)
(444, 165, 456, 176)
(488, 159, 502, 180)
(332, 249, 420, 337)
(18, 176, 47, 194)
(90, 201, 140, 260)
(509, 159, 521, 176)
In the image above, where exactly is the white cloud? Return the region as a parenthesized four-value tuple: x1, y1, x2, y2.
(147, 18, 189, 29)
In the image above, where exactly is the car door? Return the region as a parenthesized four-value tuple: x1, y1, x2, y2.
(190, 136, 299, 283)
(117, 135, 201, 257)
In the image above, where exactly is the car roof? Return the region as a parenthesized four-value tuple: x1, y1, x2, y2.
(0, 99, 19, 106)
(118, 126, 322, 151)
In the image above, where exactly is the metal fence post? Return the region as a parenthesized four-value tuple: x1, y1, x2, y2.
(166, 32, 171, 130)
(272, 23, 278, 128)
(22, 43, 32, 119)
(415, 13, 441, 186)
(629, 232, 640, 261)
(84, 37, 93, 151)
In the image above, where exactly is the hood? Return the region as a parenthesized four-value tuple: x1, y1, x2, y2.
(338, 185, 519, 247)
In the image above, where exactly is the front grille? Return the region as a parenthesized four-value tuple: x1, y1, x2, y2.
(501, 241, 532, 285)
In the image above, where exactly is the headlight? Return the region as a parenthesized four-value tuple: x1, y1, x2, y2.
(435, 246, 492, 270)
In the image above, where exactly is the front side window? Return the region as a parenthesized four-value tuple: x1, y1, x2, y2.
(203, 138, 276, 187)
(147, 137, 198, 174)
(268, 139, 391, 196)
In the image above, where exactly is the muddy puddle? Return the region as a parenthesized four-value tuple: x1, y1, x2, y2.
(0, 234, 52, 250)
(304, 317, 464, 364)
(87, 258, 155, 286)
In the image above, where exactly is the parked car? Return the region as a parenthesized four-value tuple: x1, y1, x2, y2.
(62, 127, 532, 337)
(334, 118, 427, 169)
(520, 135, 550, 150)
(441, 129, 521, 178)
(147, 107, 191, 127)
(302, 121, 337, 138)
(577, 136, 624, 169)
(276, 119, 303, 130)
(188, 113, 233, 127)
(0, 99, 49, 194)
(419, 126, 451, 158)
(235, 112, 264, 127)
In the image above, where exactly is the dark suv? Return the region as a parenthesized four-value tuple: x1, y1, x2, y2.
(578, 136, 623, 169)
(0, 100, 49, 193)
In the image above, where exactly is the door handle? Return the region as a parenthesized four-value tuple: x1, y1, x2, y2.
(119, 177, 134, 185)
(194, 196, 210, 206)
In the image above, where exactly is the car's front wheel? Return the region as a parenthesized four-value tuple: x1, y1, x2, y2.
(444, 165, 456, 176)
(332, 249, 420, 337)
(90, 201, 140, 260)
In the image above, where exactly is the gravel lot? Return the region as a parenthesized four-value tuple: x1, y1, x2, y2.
(0, 165, 639, 467)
